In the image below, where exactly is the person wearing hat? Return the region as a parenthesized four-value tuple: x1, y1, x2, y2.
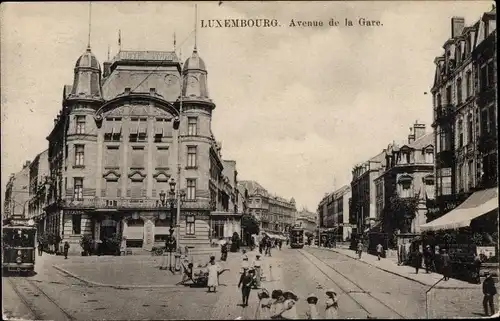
(325, 289, 339, 319)
(280, 291, 299, 319)
(305, 293, 320, 319)
(252, 254, 263, 288)
(423, 245, 435, 273)
(270, 289, 285, 319)
(238, 267, 256, 306)
(207, 255, 221, 293)
(241, 251, 249, 274)
(257, 288, 272, 319)
(482, 271, 497, 316)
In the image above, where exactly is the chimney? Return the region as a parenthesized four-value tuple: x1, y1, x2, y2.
(124, 87, 131, 95)
(103, 62, 111, 78)
(23, 160, 31, 169)
(149, 88, 156, 95)
(408, 134, 415, 144)
(413, 122, 426, 140)
(451, 17, 465, 38)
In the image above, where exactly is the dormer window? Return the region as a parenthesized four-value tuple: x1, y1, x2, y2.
(424, 147, 434, 164)
(399, 149, 411, 165)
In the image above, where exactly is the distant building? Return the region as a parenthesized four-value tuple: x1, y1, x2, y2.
(295, 208, 317, 236)
(239, 180, 296, 234)
(28, 149, 50, 233)
(316, 185, 352, 241)
(350, 151, 385, 235)
(3, 162, 31, 222)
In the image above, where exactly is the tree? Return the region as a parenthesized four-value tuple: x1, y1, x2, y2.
(241, 214, 260, 236)
(382, 192, 420, 235)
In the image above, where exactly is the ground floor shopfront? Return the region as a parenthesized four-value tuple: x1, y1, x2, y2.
(43, 208, 213, 255)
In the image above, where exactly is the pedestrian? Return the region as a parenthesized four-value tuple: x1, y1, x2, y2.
(441, 249, 451, 281)
(270, 289, 285, 320)
(207, 256, 221, 293)
(241, 250, 249, 274)
(63, 241, 70, 259)
(257, 288, 272, 319)
(412, 248, 423, 274)
(266, 238, 273, 257)
(324, 289, 339, 319)
(423, 245, 434, 273)
(473, 253, 482, 284)
(376, 243, 383, 260)
(238, 267, 256, 307)
(305, 293, 320, 319)
(281, 291, 299, 320)
(37, 240, 43, 256)
(482, 271, 497, 316)
(221, 239, 228, 262)
(357, 241, 363, 259)
(252, 254, 263, 288)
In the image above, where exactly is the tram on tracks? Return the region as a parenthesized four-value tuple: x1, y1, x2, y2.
(289, 225, 305, 249)
(2, 222, 37, 274)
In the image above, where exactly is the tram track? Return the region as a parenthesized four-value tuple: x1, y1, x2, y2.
(6, 276, 76, 321)
(298, 249, 406, 319)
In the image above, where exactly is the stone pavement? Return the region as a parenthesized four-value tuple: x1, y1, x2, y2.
(211, 248, 284, 320)
(312, 246, 480, 289)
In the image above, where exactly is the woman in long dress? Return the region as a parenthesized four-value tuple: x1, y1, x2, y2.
(324, 289, 339, 319)
(305, 293, 320, 319)
(207, 256, 220, 293)
(257, 288, 272, 319)
(280, 291, 299, 320)
(270, 289, 285, 320)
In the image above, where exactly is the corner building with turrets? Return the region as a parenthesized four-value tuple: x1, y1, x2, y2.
(44, 44, 239, 256)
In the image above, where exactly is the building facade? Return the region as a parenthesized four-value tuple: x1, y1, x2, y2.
(27, 149, 50, 233)
(375, 123, 435, 236)
(3, 162, 31, 222)
(42, 43, 236, 254)
(295, 208, 317, 236)
(350, 151, 385, 235)
(431, 10, 497, 220)
(239, 180, 296, 234)
(316, 186, 352, 241)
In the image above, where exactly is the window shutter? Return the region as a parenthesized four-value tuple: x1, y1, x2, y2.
(105, 147, 120, 168)
(131, 147, 145, 168)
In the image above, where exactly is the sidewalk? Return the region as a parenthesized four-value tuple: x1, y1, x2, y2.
(53, 251, 241, 289)
(312, 246, 480, 289)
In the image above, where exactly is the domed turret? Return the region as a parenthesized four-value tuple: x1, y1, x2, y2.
(68, 47, 103, 101)
(182, 48, 210, 100)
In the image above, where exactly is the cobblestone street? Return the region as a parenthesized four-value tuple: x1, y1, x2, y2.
(3, 246, 496, 320)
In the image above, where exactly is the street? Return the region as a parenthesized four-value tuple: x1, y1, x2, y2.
(2, 247, 491, 320)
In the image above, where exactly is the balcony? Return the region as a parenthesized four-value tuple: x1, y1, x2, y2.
(61, 197, 213, 211)
(477, 87, 496, 107)
(478, 133, 498, 154)
(434, 105, 455, 123)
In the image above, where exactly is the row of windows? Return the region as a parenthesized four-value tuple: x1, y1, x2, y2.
(71, 144, 198, 169)
(73, 116, 199, 138)
(68, 214, 196, 236)
(71, 177, 197, 201)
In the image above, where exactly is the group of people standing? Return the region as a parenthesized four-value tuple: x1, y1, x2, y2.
(258, 236, 283, 257)
(255, 288, 339, 319)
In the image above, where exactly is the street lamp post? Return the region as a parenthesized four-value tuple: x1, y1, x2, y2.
(158, 178, 185, 272)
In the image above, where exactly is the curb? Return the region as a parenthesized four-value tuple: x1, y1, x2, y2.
(53, 265, 180, 289)
(316, 247, 479, 290)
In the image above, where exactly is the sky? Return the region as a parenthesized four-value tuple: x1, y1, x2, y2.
(0, 1, 493, 211)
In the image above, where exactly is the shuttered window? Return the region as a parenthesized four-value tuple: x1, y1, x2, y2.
(131, 146, 145, 168)
(106, 180, 119, 198)
(155, 146, 169, 168)
(105, 146, 120, 168)
(130, 181, 144, 198)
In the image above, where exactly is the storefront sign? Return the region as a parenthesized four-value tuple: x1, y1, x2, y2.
(477, 246, 496, 258)
(66, 210, 85, 215)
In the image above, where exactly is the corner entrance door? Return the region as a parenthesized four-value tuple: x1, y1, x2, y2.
(100, 219, 117, 255)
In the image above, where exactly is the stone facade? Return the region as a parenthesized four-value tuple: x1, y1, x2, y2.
(316, 185, 352, 241)
(239, 180, 296, 234)
(27, 149, 50, 234)
(41, 43, 235, 255)
(3, 162, 31, 221)
(350, 151, 385, 234)
(375, 123, 435, 234)
(431, 9, 497, 218)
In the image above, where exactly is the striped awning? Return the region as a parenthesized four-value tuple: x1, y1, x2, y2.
(103, 121, 114, 134)
(138, 122, 148, 134)
(155, 123, 163, 136)
(112, 123, 122, 135)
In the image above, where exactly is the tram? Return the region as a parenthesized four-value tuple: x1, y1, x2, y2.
(289, 225, 305, 249)
(2, 223, 37, 273)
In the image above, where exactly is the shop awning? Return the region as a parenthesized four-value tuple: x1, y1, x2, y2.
(420, 188, 498, 232)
